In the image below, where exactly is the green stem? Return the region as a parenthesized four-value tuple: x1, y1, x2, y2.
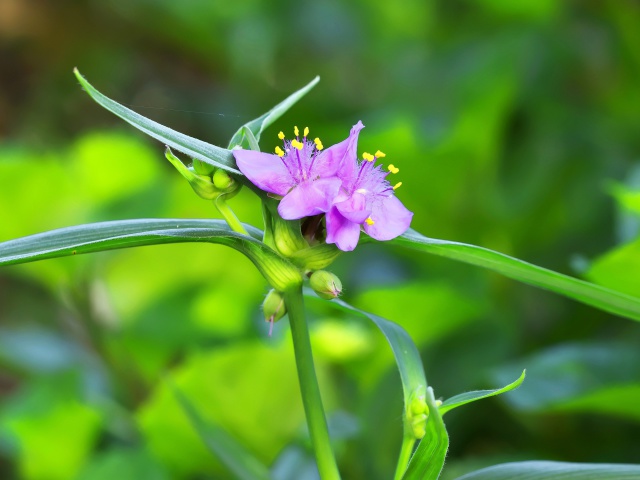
(283, 288, 341, 480)
(214, 195, 248, 235)
(393, 435, 416, 480)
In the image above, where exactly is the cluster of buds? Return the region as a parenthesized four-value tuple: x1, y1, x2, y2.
(262, 270, 342, 335)
(405, 386, 443, 439)
(165, 148, 240, 200)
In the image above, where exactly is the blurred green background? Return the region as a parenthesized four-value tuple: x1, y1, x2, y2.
(2, 0, 640, 479)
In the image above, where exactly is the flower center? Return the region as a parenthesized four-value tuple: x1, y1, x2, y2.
(275, 126, 325, 183)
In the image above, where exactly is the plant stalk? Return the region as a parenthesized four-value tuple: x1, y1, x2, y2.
(214, 195, 248, 235)
(393, 435, 416, 480)
(283, 287, 341, 480)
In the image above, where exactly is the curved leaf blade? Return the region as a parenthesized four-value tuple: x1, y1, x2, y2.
(455, 460, 640, 479)
(0, 219, 300, 292)
(306, 294, 427, 413)
(386, 229, 640, 322)
(439, 370, 526, 416)
(304, 293, 449, 480)
(228, 76, 320, 148)
(73, 68, 241, 175)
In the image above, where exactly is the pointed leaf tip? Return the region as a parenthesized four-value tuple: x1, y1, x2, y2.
(71, 69, 243, 177)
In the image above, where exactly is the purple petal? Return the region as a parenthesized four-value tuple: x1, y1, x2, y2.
(233, 149, 293, 196)
(363, 195, 413, 241)
(325, 207, 361, 252)
(335, 191, 371, 224)
(278, 177, 342, 220)
(309, 121, 364, 179)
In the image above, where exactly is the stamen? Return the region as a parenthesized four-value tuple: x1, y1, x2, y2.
(375, 150, 386, 158)
(393, 182, 403, 190)
(365, 217, 375, 226)
(362, 152, 375, 162)
(388, 164, 399, 174)
(291, 139, 304, 150)
(303, 127, 309, 137)
(278, 131, 285, 140)
(275, 146, 285, 157)
(294, 126, 300, 137)
(314, 137, 324, 150)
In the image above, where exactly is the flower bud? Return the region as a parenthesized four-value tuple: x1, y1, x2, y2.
(273, 217, 309, 257)
(309, 270, 342, 300)
(411, 415, 427, 439)
(406, 385, 429, 439)
(212, 169, 236, 192)
(165, 148, 219, 200)
(290, 243, 342, 271)
(192, 158, 215, 176)
(262, 289, 287, 336)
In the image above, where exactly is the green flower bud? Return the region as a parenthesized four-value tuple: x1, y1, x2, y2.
(192, 158, 215, 176)
(272, 216, 309, 257)
(290, 243, 342, 271)
(410, 396, 428, 416)
(212, 169, 236, 191)
(411, 413, 427, 440)
(309, 270, 342, 300)
(262, 289, 287, 336)
(165, 148, 219, 200)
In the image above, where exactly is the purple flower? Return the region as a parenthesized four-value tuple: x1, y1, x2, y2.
(325, 138, 413, 251)
(233, 123, 363, 220)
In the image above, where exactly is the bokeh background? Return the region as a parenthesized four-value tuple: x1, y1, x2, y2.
(2, 0, 640, 479)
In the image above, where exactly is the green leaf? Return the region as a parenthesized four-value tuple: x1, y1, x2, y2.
(228, 76, 320, 148)
(0, 218, 301, 292)
(170, 384, 271, 480)
(492, 342, 640, 421)
(439, 370, 526, 415)
(305, 293, 449, 480)
(307, 294, 427, 419)
(73, 68, 240, 175)
(384, 229, 640, 322)
(455, 460, 640, 479)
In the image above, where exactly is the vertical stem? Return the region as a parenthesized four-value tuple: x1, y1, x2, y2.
(214, 195, 248, 235)
(393, 435, 416, 480)
(283, 288, 341, 480)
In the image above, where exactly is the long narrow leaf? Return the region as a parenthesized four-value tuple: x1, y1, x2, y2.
(228, 77, 320, 148)
(305, 294, 427, 413)
(383, 229, 640, 322)
(73, 68, 241, 175)
(171, 384, 272, 480)
(305, 293, 449, 479)
(455, 460, 640, 479)
(439, 370, 526, 416)
(0, 219, 300, 292)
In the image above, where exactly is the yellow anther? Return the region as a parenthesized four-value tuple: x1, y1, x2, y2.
(275, 146, 285, 157)
(362, 152, 375, 162)
(375, 150, 386, 158)
(365, 217, 375, 226)
(388, 164, 399, 174)
(316, 142, 324, 150)
(278, 131, 285, 140)
(393, 182, 403, 190)
(291, 139, 304, 150)
(303, 127, 309, 137)
(294, 126, 299, 137)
